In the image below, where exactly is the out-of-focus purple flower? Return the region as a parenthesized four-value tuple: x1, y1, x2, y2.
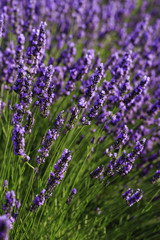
(36, 111, 64, 164)
(122, 188, 133, 199)
(26, 28, 39, 66)
(23, 0, 34, 33)
(104, 139, 146, 177)
(0, 215, 10, 240)
(123, 76, 150, 108)
(151, 170, 160, 184)
(15, 33, 25, 65)
(90, 165, 104, 179)
(3, 180, 8, 191)
(96, 207, 102, 215)
(78, 63, 104, 108)
(88, 90, 106, 119)
(66, 105, 79, 130)
(2, 191, 16, 215)
(0, 14, 4, 39)
(71, 188, 77, 195)
(147, 99, 160, 116)
(125, 188, 143, 207)
(0, 99, 6, 114)
(26, 21, 47, 71)
(66, 188, 77, 205)
(34, 64, 54, 117)
(111, 51, 132, 80)
(24, 110, 35, 134)
(11, 104, 23, 125)
(57, 41, 77, 68)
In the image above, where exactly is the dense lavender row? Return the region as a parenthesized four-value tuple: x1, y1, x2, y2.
(0, 0, 160, 239)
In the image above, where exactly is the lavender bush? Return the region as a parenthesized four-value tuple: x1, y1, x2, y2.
(0, 0, 160, 239)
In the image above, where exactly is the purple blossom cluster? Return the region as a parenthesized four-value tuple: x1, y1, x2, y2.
(103, 139, 146, 177)
(34, 64, 55, 117)
(1, 185, 21, 231)
(30, 189, 46, 212)
(90, 166, 104, 179)
(78, 63, 104, 109)
(151, 170, 160, 184)
(0, 215, 10, 240)
(66, 188, 77, 205)
(46, 149, 72, 196)
(12, 123, 30, 162)
(31, 149, 72, 212)
(36, 111, 64, 164)
(123, 188, 143, 207)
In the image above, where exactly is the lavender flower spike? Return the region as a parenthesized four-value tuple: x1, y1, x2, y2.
(30, 189, 46, 212)
(12, 124, 30, 162)
(2, 190, 21, 230)
(36, 111, 64, 164)
(122, 188, 133, 199)
(46, 149, 72, 198)
(3, 180, 8, 191)
(151, 170, 160, 184)
(66, 188, 77, 205)
(16, 33, 25, 65)
(0, 14, 4, 39)
(0, 215, 10, 240)
(2, 191, 16, 215)
(90, 165, 104, 179)
(124, 189, 143, 207)
(31, 149, 72, 212)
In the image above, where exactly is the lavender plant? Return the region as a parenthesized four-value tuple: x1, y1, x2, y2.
(0, 0, 160, 239)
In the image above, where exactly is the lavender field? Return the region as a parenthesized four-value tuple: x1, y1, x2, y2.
(0, 0, 160, 239)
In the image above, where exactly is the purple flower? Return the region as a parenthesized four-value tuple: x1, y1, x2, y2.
(0, 14, 4, 39)
(3, 180, 8, 191)
(88, 90, 106, 119)
(12, 124, 30, 162)
(125, 189, 143, 207)
(13, 63, 27, 95)
(147, 99, 160, 116)
(123, 76, 150, 108)
(46, 149, 72, 198)
(24, 110, 35, 134)
(151, 170, 160, 184)
(30, 189, 46, 212)
(71, 188, 77, 195)
(31, 149, 72, 211)
(2, 188, 20, 230)
(78, 63, 104, 108)
(96, 208, 102, 215)
(122, 188, 133, 199)
(66, 188, 77, 205)
(15, 34, 25, 65)
(11, 104, 23, 125)
(66, 105, 79, 130)
(34, 65, 54, 117)
(113, 125, 129, 150)
(26, 21, 47, 71)
(23, 0, 34, 33)
(26, 28, 39, 66)
(111, 51, 132, 80)
(0, 215, 10, 240)
(2, 191, 16, 215)
(36, 111, 64, 164)
(90, 165, 104, 179)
